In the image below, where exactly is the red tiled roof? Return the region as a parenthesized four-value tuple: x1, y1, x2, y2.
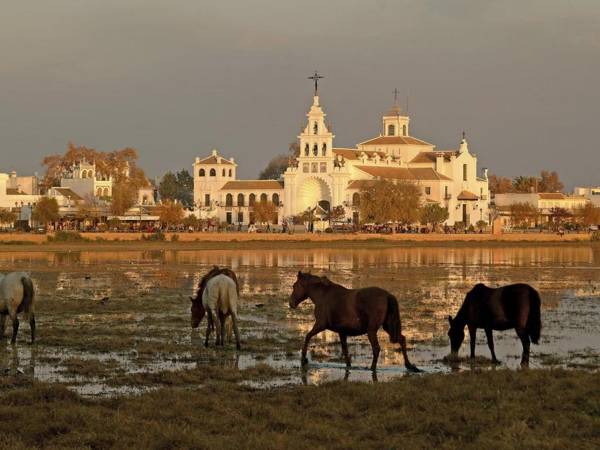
(355, 166, 452, 181)
(359, 135, 432, 146)
(198, 155, 235, 165)
(410, 151, 458, 163)
(457, 190, 479, 201)
(221, 180, 283, 190)
(538, 193, 565, 200)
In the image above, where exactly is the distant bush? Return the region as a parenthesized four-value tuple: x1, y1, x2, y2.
(142, 231, 166, 241)
(324, 227, 333, 233)
(592, 231, 600, 242)
(48, 231, 88, 243)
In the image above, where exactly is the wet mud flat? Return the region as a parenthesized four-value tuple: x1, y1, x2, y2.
(0, 245, 598, 397)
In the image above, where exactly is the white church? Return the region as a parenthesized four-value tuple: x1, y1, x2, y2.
(193, 81, 490, 228)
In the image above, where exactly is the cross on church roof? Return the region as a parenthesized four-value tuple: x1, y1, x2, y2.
(393, 88, 399, 104)
(308, 71, 324, 95)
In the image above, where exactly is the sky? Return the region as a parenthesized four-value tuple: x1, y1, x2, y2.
(1, 0, 598, 189)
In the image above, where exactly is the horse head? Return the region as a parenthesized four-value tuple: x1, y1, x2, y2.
(289, 271, 312, 308)
(447, 315, 465, 356)
(190, 294, 206, 328)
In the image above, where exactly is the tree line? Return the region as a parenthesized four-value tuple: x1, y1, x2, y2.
(489, 170, 564, 194)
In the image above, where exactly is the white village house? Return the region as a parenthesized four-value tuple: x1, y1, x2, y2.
(193, 85, 490, 227)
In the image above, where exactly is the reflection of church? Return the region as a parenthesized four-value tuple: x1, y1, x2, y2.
(193, 77, 490, 226)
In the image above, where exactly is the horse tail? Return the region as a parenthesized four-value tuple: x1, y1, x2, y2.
(527, 287, 541, 345)
(21, 276, 35, 317)
(384, 294, 401, 344)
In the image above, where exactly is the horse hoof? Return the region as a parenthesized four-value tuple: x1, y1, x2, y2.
(407, 364, 422, 373)
(492, 359, 501, 365)
(301, 357, 308, 366)
(236, 345, 241, 351)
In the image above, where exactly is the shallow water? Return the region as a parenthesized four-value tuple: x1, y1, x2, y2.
(1, 246, 599, 395)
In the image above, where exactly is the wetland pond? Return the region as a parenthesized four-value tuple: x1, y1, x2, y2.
(1, 245, 599, 396)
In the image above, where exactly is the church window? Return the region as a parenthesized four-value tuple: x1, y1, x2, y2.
(313, 144, 318, 156)
(463, 164, 468, 181)
(199, 169, 205, 176)
(352, 192, 360, 206)
(229, 169, 232, 177)
(226, 194, 233, 207)
(303, 163, 309, 173)
(82, 171, 87, 179)
(311, 162, 318, 173)
(403, 125, 407, 136)
(304, 144, 309, 156)
(425, 187, 431, 195)
(260, 193, 268, 203)
(210, 168, 216, 177)
(97, 188, 102, 197)
(237, 193, 245, 206)
(205, 194, 210, 206)
(222, 169, 225, 176)
(322, 143, 327, 156)
(249, 193, 256, 206)
(226, 212, 232, 224)
(320, 162, 327, 173)
(313, 122, 318, 135)
(103, 187, 109, 197)
(387, 124, 395, 136)
(237, 212, 244, 223)
(272, 193, 279, 206)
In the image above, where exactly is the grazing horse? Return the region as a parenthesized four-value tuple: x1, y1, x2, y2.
(0, 272, 36, 344)
(288, 271, 419, 372)
(448, 283, 542, 367)
(191, 272, 241, 349)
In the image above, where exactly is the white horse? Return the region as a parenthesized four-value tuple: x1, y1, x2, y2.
(0, 272, 36, 344)
(202, 274, 240, 349)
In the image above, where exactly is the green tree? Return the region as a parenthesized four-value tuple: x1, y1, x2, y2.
(259, 155, 289, 180)
(159, 170, 193, 207)
(157, 201, 185, 230)
(32, 197, 60, 227)
(419, 204, 449, 229)
(359, 180, 421, 226)
(512, 176, 537, 193)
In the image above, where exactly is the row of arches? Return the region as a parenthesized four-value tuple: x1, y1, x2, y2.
(96, 187, 110, 197)
(199, 168, 233, 177)
(386, 124, 407, 136)
(304, 143, 327, 157)
(81, 170, 94, 179)
(225, 193, 280, 207)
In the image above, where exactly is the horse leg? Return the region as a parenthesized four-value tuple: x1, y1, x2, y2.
(219, 312, 226, 346)
(0, 313, 6, 338)
(10, 316, 19, 345)
(214, 312, 223, 346)
(516, 328, 530, 367)
(398, 334, 419, 372)
(29, 313, 36, 344)
(468, 325, 477, 359)
(485, 328, 499, 364)
(301, 324, 324, 366)
(231, 313, 241, 350)
(339, 333, 351, 368)
(205, 310, 214, 347)
(367, 330, 380, 371)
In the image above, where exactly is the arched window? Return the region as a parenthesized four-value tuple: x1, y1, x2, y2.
(237, 193, 245, 206)
(313, 144, 318, 156)
(402, 125, 407, 136)
(387, 124, 395, 136)
(260, 193, 268, 203)
(353, 192, 360, 206)
(228, 169, 232, 177)
(272, 193, 279, 206)
(249, 193, 256, 206)
(304, 144, 309, 156)
(322, 143, 327, 156)
(97, 188, 102, 197)
(226, 194, 233, 207)
(81, 171, 87, 179)
(103, 187, 109, 197)
(89, 170, 94, 179)
(199, 168, 205, 176)
(313, 122, 318, 135)
(209, 168, 216, 176)
(222, 169, 225, 176)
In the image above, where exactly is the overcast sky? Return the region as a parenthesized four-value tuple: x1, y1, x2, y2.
(1, 0, 598, 188)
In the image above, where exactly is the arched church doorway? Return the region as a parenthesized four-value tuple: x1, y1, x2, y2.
(297, 177, 332, 213)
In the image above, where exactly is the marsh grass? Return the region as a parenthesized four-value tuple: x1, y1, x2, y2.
(0, 370, 598, 449)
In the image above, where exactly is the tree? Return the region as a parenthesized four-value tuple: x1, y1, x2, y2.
(488, 174, 513, 194)
(419, 204, 449, 229)
(0, 209, 17, 228)
(327, 205, 346, 225)
(183, 215, 200, 231)
(253, 200, 278, 224)
(159, 170, 193, 207)
(509, 202, 539, 228)
(32, 197, 60, 227)
(476, 220, 488, 231)
(575, 204, 600, 227)
(156, 201, 184, 230)
(512, 176, 537, 193)
(259, 155, 289, 180)
(538, 170, 564, 193)
(549, 207, 570, 230)
(288, 142, 300, 157)
(359, 180, 422, 225)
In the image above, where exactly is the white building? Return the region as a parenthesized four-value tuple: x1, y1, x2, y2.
(574, 186, 600, 207)
(60, 160, 113, 200)
(0, 173, 41, 209)
(193, 87, 490, 227)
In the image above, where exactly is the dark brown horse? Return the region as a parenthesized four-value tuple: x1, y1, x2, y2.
(448, 283, 542, 367)
(288, 271, 419, 372)
(190, 266, 239, 345)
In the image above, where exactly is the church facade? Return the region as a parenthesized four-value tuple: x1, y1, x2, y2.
(193, 89, 490, 227)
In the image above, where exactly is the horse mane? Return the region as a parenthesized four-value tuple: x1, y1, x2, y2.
(195, 266, 240, 301)
(302, 273, 340, 290)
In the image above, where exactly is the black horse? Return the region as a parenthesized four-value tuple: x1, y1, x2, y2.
(448, 283, 541, 367)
